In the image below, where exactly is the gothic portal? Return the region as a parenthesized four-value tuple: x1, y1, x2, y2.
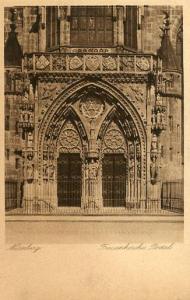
(33, 82, 147, 212)
(4, 6, 183, 215)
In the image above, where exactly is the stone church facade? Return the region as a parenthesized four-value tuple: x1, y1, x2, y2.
(4, 6, 183, 215)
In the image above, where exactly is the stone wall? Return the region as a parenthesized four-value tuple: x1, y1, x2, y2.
(142, 6, 183, 54)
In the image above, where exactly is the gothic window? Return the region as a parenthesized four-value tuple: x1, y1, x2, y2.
(46, 7, 60, 49)
(70, 6, 113, 46)
(124, 6, 138, 50)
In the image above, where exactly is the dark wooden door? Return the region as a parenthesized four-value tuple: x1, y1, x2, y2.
(57, 153, 82, 207)
(102, 154, 126, 207)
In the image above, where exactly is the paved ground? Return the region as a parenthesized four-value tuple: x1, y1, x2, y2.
(5, 218, 184, 244)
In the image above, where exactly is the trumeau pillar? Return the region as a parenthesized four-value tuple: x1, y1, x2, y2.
(60, 6, 71, 47)
(38, 6, 46, 52)
(84, 120, 101, 210)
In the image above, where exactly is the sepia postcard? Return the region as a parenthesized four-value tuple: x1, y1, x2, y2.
(0, 1, 190, 299)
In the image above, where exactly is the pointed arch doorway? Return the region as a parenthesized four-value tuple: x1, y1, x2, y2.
(57, 153, 82, 207)
(37, 79, 147, 213)
(56, 119, 84, 208)
(102, 153, 126, 207)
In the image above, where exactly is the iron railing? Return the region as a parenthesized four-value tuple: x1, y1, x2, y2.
(5, 180, 18, 210)
(5, 180, 184, 215)
(6, 198, 183, 216)
(161, 180, 184, 213)
(22, 199, 54, 215)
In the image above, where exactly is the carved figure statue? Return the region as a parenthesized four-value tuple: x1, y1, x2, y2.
(43, 163, 48, 178)
(150, 156, 158, 183)
(28, 132, 33, 147)
(129, 158, 135, 177)
(27, 164, 34, 179)
(48, 163, 55, 178)
(151, 134, 158, 151)
(137, 161, 141, 178)
(152, 110, 156, 126)
(88, 159, 99, 179)
(157, 109, 161, 125)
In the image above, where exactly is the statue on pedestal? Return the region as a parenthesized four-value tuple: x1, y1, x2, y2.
(88, 159, 99, 179)
(150, 156, 158, 184)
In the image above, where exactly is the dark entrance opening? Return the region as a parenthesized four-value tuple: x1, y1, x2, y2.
(102, 154, 126, 207)
(57, 153, 82, 207)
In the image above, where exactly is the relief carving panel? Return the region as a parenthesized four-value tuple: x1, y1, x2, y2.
(79, 96, 104, 119)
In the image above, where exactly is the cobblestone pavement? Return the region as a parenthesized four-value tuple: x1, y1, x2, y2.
(6, 220, 183, 244)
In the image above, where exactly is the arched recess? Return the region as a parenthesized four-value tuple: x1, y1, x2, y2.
(98, 104, 143, 208)
(37, 78, 147, 207)
(38, 105, 88, 205)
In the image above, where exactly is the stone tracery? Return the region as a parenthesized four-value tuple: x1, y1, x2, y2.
(37, 79, 147, 208)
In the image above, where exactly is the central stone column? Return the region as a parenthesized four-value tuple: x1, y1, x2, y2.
(83, 120, 101, 211)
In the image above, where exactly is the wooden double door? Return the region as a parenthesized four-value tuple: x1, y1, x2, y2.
(57, 153, 127, 208)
